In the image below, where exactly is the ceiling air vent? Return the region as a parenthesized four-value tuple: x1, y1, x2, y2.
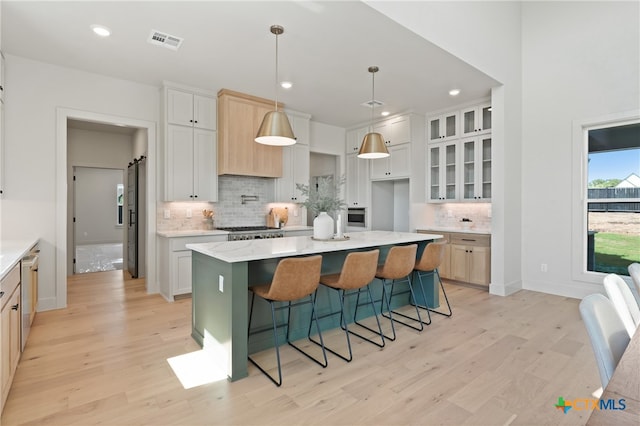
(361, 100, 385, 108)
(147, 30, 183, 51)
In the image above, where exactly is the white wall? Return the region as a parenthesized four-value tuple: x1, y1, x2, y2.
(2, 55, 159, 310)
(520, 1, 640, 297)
(73, 167, 123, 245)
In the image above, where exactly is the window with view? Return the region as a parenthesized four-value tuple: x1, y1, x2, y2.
(586, 123, 640, 275)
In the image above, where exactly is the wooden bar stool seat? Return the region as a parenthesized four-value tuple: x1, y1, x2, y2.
(309, 249, 384, 362)
(247, 255, 327, 386)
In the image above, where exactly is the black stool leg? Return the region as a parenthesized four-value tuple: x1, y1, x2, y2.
(247, 298, 283, 387)
(380, 275, 425, 332)
(415, 269, 452, 317)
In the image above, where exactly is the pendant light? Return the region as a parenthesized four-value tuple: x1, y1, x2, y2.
(358, 66, 389, 159)
(255, 25, 296, 146)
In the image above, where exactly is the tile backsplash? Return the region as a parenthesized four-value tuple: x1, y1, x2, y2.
(432, 203, 492, 229)
(157, 175, 306, 232)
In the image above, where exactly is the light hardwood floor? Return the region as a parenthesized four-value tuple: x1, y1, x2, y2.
(2, 271, 601, 425)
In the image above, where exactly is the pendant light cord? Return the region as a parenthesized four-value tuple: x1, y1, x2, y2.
(370, 70, 375, 131)
(274, 30, 279, 112)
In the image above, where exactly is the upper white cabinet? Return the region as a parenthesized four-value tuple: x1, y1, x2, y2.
(346, 126, 367, 154)
(167, 88, 217, 130)
(428, 111, 458, 143)
(427, 141, 458, 202)
(275, 143, 310, 202)
(461, 135, 492, 201)
(0, 52, 5, 198)
(370, 144, 411, 180)
(374, 115, 411, 147)
(345, 153, 370, 207)
(163, 83, 218, 202)
(286, 110, 311, 145)
(461, 103, 491, 137)
(166, 125, 217, 201)
(425, 100, 492, 203)
(0, 52, 5, 104)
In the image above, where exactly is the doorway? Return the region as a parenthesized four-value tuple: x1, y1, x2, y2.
(73, 166, 124, 274)
(55, 108, 157, 309)
(309, 152, 340, 226)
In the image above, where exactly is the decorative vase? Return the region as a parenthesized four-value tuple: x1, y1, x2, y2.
(313, 212, 334, 240)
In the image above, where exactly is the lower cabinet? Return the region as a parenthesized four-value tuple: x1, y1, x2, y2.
(1, 263, 21, 413)
(159, 234, 228, 301)
(449, 233, 491, 286)
(416, 230, 490, 286)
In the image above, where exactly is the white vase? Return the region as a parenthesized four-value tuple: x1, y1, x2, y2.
(313, 212, 334, 240)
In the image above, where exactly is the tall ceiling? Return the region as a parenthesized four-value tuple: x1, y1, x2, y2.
(1, 1, 499, 128)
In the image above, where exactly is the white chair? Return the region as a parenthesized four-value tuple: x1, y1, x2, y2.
(603, 273, 640, 338)
(579, 293, 630, 389)
(628, 263, 640, 305)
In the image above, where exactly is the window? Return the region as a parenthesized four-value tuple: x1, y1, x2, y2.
(572, 112, 640, 283)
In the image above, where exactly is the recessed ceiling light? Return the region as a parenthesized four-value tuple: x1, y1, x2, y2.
(449, 89, 460, 96)
(280, 81, 293, 89)
(381, 111, 390, 117)
(91, 25, 111, 37)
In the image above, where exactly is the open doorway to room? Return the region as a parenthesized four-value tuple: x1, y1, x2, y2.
(73, 166, 125, 274)
(308, 152, 341, 226)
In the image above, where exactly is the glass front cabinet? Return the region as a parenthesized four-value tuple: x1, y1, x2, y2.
(461, 136, 492, 201)
(428, 141, 458, 202)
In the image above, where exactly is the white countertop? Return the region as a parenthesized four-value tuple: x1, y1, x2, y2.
(417, 226, 491, 235)
(0, 239, 40, 279)
(187, 230, 443, 263)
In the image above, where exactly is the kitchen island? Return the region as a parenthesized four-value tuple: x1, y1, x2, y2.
(187, 230, 442, 381)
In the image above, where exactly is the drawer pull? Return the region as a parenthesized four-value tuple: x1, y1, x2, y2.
(11, 303, 19, 311)
(461, 238, 476, 242)
(0, 291, 4, 298)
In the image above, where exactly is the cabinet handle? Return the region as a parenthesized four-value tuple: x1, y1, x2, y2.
(194, 195, 198, 198)
(0, 291, 4, 298)
(189, 119, 193, 123)
(11, 303, 19, 311)
(462, 238, 476, 242)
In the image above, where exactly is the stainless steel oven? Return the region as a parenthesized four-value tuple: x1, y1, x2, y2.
(347, 208, 366, 228)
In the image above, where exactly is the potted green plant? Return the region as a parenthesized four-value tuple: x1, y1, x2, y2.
(296, 176, 346, 239)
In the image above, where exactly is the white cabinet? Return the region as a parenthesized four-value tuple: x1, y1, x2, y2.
(275, 143, 310, 202)
(167, 89, 217, 130)
(428, 111, 459, 143)
(345, 153, 370, 207)
(461, 103, 491, 137)
(461, 136, 492, 201)
(427, 141, 458, 202)
(286, 111, 310, 145)
(1, 263, 21, 413)
(376, 115, 411, 147)
(0, 52, 5, 103)
(166, 125, 217, 201)
(158, 234, 228, 301)
(370, 144, 411, 180)
(0, 52, 5, 197)
(346, 126, 367, 154)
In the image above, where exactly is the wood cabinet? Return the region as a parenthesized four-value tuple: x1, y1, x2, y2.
(275, 143, 310, 202)
(449, 233, 491, 286)
(428, 111, 459, 142)
(427, 141, 458, 202)
(1, 263, 21, 412)
(167, 89, 217, 130)
(370, 144, 411, 180)
(166, 125, 217, 201)
(345, 153, 370, 207)
(217, 89, 283, 178)
(158, 234, 229, 301)
(460, 103, 491, 137)
(461, 136, 492, 201)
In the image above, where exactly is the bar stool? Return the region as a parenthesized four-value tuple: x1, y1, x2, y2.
(247, 255, 327, 386)
(309, 249, 384, 362)
(413, 241, 452, 323)
(376, 244, 422, 341)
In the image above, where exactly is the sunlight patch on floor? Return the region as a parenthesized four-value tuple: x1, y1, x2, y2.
(167, 350, 227, 389)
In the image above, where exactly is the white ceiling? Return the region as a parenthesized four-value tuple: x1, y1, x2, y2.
(2, 1, 499, 128)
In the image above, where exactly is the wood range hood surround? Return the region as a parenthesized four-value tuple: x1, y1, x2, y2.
(217, 89, 284, 178)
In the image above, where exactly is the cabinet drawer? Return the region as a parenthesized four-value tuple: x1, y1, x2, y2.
(1, 264, 20, 309)
(170, 235, 228, 251)
(450, 233, 490, 247)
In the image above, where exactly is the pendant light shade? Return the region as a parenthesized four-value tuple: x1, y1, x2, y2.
(255, 25, 296, 146)
(358, 66, 389, 159)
